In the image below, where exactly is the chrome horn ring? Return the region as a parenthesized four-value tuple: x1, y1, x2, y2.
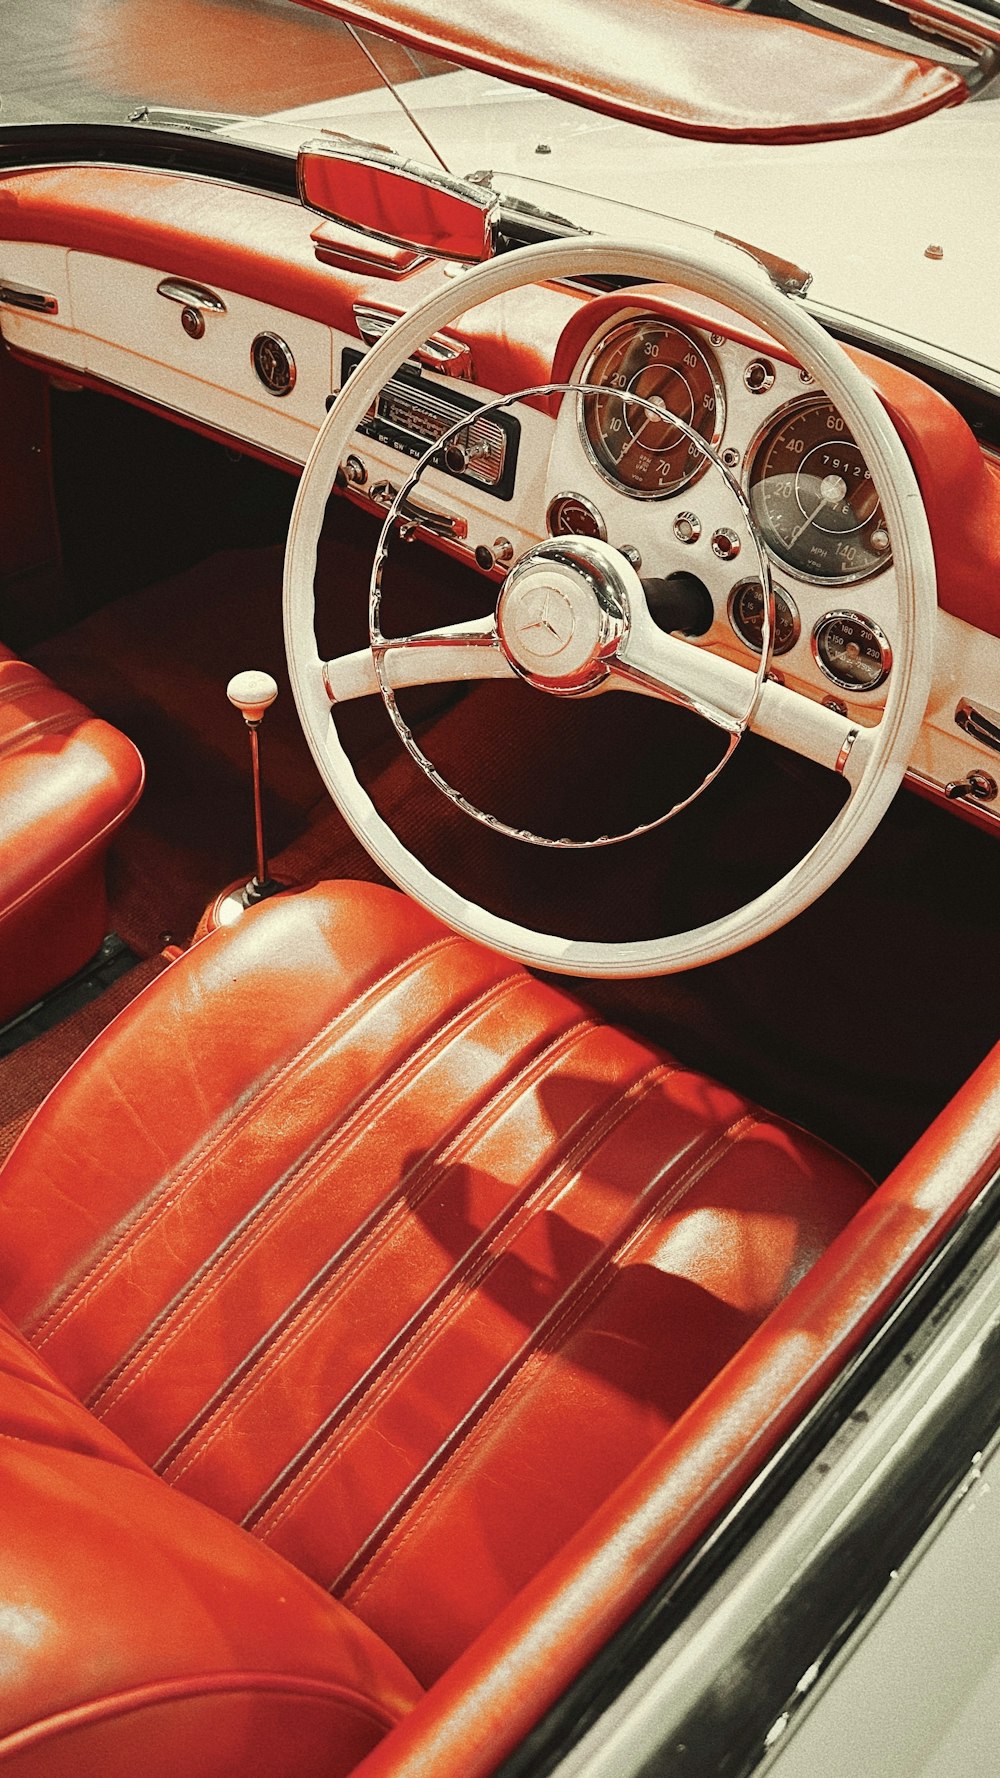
(369, 380, 774, 849)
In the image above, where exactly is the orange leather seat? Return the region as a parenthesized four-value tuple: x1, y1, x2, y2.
(0, 880, 871, 1768)
(0, 643, 144, 1024)
(0, 1306, 421, 1776)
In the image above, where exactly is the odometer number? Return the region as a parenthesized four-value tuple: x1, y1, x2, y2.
(747, 398, 892, 583)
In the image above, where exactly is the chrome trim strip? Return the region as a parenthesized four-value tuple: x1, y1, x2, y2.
(805, 299, 1000, 406)
(353, 302, 472, 377)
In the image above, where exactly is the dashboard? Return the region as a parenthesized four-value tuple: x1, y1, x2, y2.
(2, 162, 1000, 830)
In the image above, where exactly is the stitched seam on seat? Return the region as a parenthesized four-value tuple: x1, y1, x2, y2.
(155, 971, 548, 1477)
(0, 672, 51, 708)
(163, 1009, 597, 1489)
(252, 1057, 677, 1545)
(0, 704, 86, 761)
(342, 1111, 757, 1607)
(33, 930, 462, 1345)
(29, 932, 465, 1346)
(337, 1110, 748, 1599)
(88, 965, 527, 1419)
(0, 1673, 408, 1755)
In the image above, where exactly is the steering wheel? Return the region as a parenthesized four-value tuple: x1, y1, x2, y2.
(283, 233, 935, 977)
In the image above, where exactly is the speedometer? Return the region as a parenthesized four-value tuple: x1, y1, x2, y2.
(747, 397, 892, 583)
(580, 319, 724, 498)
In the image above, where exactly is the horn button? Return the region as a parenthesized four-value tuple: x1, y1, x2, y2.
(496, 536, 630, 694)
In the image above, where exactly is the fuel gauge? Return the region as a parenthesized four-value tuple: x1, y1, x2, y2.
(546, 492, 607, 540)
(812, 610, 892, 691)
(728, 578, 800, 657)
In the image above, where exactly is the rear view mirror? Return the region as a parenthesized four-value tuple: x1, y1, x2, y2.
(297, 139, 501, 262)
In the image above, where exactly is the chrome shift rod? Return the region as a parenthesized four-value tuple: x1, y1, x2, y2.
(226, 670, 282, 909)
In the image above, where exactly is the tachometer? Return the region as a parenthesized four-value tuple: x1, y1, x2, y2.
(748, 397, 892, 583)
(580, 319, 724, 498)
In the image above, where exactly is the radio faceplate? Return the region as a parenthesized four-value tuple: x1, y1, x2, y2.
(340, 347, 519, 501)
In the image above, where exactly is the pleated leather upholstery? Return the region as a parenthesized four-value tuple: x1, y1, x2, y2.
(0, 882, 871, 1685)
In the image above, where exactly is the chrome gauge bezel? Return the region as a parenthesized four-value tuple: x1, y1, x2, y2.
(745, 394, 894, 587)
(727, 578, 801, 658)
(577, 317, 726, 501)
(811, 609, 893, 692)
(546, 490, 608, 541)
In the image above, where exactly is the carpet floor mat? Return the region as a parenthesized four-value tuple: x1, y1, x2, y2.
(0, 954, 173, 1164)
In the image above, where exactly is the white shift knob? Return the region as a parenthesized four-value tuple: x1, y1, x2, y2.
(227, 670, 278, 723)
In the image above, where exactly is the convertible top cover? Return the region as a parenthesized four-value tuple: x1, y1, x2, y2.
(289, 0, 966, 143)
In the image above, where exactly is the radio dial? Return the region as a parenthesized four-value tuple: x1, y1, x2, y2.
(444, 435, 490, 476)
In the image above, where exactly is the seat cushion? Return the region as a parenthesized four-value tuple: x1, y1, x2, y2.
(0, 643, 144, 1024)
(0, 881, 872, 1686)
(0, 1307, 421, 1776)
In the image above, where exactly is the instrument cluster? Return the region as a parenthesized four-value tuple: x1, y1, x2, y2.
(550, 310, 898, 702)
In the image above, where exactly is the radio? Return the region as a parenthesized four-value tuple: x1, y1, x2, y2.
(340, 347, 519, 501)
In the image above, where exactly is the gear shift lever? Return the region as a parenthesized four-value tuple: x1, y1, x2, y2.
(215, 670, 284, 926)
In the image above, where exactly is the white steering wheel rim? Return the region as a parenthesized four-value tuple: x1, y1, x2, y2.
(283, 232, 936, 978)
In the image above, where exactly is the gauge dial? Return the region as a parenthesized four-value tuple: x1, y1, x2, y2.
(546, 492, 607, 540)
(748, 398, 892, 583)
(813, 611, 892, 691)
(251, 331, 296, 396)
(728, 579, 800, 657)
(580, 319, 724, 498)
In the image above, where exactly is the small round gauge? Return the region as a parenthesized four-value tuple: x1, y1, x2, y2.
(748, 397, 892, 583)
(812, 610, 892, 691)
(251, 331, 296, 396)
(580, 319, 724, 498)
(727, 579, 800, 657)
(546, 492, 607, 540)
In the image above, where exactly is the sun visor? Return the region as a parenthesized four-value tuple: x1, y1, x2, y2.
(288, 0, 965, 144)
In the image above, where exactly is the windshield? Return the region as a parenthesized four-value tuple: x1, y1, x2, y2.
(4, 0, 999, 383)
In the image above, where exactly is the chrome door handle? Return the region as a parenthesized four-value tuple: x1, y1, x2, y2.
(156, 277, 227, 315)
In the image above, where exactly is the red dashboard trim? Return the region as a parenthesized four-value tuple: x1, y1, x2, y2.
(0, 168, 579, 408)
(3, 167, 1000, 637)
